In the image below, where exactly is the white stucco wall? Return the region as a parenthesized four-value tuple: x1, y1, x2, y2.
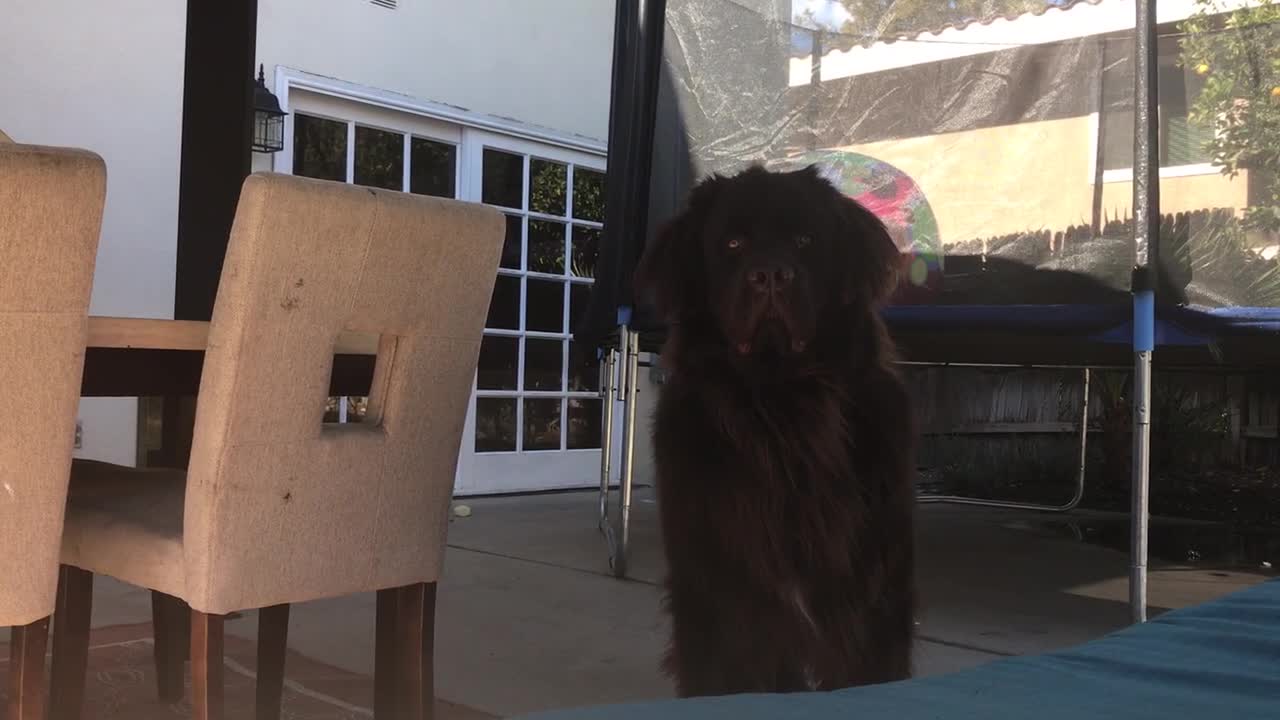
(0, 2, 187, 465)
(256, 0, 615, 141)
(1, 1, 613, 468)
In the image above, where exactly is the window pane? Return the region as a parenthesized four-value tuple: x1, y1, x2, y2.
(477, 335, 518, 390)
(567, 398, 603, 449)
(475, 398, 517, 452)
(486, 275, 521, 330)
(522, 398, 562, 451)
(321, 397, 369, 424)
(482, 149, 523, 208)
(354, 126, 403, 190)
(346, 396, 369, 423)
(524, 338, 564, 391)
(528, 220, 566, 274)
(1165, 115, 1212, 167)
(293, 114, 347, 182)
(526, 279, 565, 333)
(1101, 109, 1134, 171)
(571, 226, 600, 279)
(410, 137, 457, 198)
(568, 340, 600, 392)
(501, 215, 523, 270)
(568, 282, 592, 335)
(572, 168, 605, 222)
(530, 158, 567, 216)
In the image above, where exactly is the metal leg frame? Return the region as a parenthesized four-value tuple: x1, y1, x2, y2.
(597, 356, 1096, 577)
(599, 327, 641, 578)
(918, 367, 1091, 513)
(597, 347, 619, 533)
(1130, 350, 1152, 622)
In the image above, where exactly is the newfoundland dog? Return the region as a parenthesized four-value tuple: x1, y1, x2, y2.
(635, 164, 917, 698)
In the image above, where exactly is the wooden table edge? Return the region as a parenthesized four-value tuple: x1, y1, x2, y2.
(87, 316, 378, 355)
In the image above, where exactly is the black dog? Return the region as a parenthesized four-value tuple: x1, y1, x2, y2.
(635, 165, 917, 697)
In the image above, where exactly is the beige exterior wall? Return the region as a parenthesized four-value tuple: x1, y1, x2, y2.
(837, 115, 1249, 247)
(1101, 171, 1250, 219)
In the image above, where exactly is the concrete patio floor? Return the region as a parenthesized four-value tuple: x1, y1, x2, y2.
(83, 488, 1273, 718)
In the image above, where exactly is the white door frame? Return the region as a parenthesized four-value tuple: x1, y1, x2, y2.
(454, 128, 613, 495)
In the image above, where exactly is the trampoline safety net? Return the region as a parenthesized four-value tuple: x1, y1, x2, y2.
(579, 0, 1280, 341)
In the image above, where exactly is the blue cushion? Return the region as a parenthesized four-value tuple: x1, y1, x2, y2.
(520, 579, 1280, 719)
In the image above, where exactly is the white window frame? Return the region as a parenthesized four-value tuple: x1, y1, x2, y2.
(458, 129, 610, 494)
(1085, 36, 1224, 185)
(272, 66, 606, 167)
(461, 131, 606, 442)
(1086, 110, 1220, 185)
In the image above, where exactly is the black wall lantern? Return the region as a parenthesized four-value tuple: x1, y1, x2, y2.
(252, 64, 287, 153)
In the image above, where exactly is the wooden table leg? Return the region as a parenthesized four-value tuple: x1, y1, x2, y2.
(191, 611, 224, 720)
(49, 566, 94, 720)
(256, 604, 291, 720)
(397, 583, 437, 720)
(7, 616, 51, 720)
(148, 395, 197, 469)
(152, 591, 189, 703)
(375, 587, 401, 720)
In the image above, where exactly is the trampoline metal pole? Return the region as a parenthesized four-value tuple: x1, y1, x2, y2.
(611, 325, 642, 578)
(1131, 321, 1153, 623)
(598, 347, 619, 533)
(1130, 0, 1159, 625)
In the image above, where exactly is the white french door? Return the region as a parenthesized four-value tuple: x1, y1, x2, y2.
(453, 129, 610, 495)
(280, 89, 611, 495)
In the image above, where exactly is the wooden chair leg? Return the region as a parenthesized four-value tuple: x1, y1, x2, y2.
(151, 591, 189, 703)
(49, 565, 94, 720)
(190, 610, 224, 720)
(374, 587, 402, 720)
(397, 583, 437, 720)
(6, 616, 50, 720)
(255, 604, 290, 720)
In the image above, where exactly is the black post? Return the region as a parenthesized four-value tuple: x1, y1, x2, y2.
(174, 0, 259, 321)
(601, 0, 668, 323)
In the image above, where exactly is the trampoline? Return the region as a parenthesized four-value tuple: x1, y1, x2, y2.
(540, 1, 1280, 715)
(556, 1, 1280, 714)
(518, 577, 1280, 719)
(579, 0, 1280, 616)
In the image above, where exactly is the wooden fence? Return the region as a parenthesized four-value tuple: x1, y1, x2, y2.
(904, 366, 1280, 493)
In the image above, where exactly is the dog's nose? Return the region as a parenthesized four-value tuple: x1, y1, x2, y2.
(747, 264, 796, 293)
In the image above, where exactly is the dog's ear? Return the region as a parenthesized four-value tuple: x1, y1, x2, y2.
(633, 217, 688, 321)
(832, 191, 903, 307)
(633, 175, 722, 321)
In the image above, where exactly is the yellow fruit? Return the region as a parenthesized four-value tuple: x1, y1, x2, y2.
(1272, 86, 1280, 98)
(1196, 63, 1210, 75)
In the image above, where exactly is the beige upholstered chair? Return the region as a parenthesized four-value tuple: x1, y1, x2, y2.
(0, 141, 106, 720)
(51, 172, 503, 720)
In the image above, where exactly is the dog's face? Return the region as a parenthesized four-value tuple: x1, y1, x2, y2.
(636, 165, 902, 363)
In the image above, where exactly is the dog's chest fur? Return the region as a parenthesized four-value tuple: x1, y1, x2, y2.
(656, 371, 873, 580)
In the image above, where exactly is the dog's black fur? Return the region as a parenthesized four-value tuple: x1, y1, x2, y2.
(635, 165, 917, 697)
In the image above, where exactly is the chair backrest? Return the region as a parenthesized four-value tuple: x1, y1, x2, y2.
(0, 142, 106, 626)
(183, 173, 503, 613)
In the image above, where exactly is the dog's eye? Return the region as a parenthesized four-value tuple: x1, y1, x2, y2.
(795, 235, 812, 249)
(726, 237, 743, 250)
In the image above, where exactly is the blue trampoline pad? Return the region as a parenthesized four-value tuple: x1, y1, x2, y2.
(518, 579, 1280, 720)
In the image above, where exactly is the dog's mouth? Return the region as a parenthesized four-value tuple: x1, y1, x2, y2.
(732, 302, 811, 357)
